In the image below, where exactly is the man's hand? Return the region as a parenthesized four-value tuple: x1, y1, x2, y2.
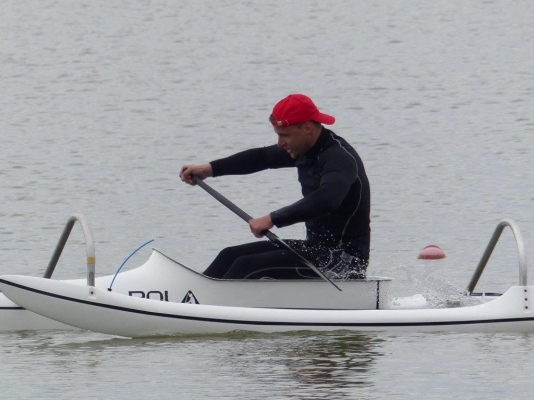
(179, 163, 213, 185)
(249, 214, 274, 238)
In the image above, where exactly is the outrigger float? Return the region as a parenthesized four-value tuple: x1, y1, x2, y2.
(0, 180, 532, 337)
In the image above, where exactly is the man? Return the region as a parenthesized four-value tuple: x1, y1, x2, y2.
(180, 94, 370, 280)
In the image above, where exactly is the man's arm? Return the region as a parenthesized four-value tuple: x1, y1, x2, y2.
(271, 156, 357, 227)
(210, 145, 293, 177)
(180, 146, 292, 184)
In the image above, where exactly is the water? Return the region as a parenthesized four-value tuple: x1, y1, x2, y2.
(2, 331, 534, 399)
(1, 0, 534, 398)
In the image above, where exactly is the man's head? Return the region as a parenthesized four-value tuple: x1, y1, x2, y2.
(269, 94, 335, 159)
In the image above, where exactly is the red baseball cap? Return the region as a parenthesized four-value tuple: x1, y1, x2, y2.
(269, 94, 335, 127)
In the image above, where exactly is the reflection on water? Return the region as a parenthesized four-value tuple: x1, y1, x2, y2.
(3, 329, 534, 399)
(1, 330, 383, 399)
(278, 333, 382, 399)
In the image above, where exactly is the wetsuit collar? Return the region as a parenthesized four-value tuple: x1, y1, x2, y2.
(295, 126, 329, 165)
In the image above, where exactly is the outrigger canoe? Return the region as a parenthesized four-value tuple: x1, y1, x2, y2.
(0, 216, 532, 337)
(0, 181, 532, 337)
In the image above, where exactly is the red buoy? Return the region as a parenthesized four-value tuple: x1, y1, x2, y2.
(418, 245, 446, 260)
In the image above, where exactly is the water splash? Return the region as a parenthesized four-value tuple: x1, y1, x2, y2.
(383, 263, 482, 308)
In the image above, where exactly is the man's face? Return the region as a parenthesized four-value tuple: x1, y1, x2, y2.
(274, 122, 313, 159)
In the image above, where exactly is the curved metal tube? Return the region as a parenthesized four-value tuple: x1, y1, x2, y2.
(42, 213, 96, 287)
(464, 219, 527, 295)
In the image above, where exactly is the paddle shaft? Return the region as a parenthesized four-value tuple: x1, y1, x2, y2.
(192, 176, 341, 291)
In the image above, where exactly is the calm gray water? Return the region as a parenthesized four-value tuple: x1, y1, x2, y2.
(1, 0, 534, 398)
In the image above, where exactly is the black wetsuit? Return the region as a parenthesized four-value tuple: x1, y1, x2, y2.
(203, 127, 371, 280)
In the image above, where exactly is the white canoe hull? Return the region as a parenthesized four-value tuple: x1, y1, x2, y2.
(0, 249, 394, 332)
(0, 293, 74, 331)
(1, 274, 534, 337)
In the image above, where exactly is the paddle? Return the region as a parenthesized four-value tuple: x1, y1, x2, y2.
(192, 176, 342, 291)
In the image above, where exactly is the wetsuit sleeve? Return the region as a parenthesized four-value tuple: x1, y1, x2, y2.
(270, 153, 357, 228)
(210, 145, 294, 177)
